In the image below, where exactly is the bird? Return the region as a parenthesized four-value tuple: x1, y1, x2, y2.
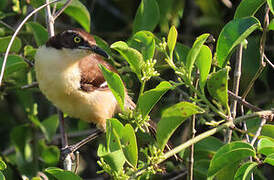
(35, 29, 134, 132)
(34, 29, 177, 159)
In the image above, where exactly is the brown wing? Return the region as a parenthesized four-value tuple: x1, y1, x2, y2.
(78, 54, 117, 92)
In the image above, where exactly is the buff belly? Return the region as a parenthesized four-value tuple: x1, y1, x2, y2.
(35, 46, 118, 131)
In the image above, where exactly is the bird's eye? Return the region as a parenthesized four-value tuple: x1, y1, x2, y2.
(73, 36, 81, 43)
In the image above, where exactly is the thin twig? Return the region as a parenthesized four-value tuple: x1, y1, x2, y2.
(130, 110, 273, 178)
(45, 0, 55, 37)
(0, 20, 15, 31)
(242, 5, 269, 99)
(21, 82, 38, 89)
(52, 0, 73, 20)
(228, 90, 262, 112)
(0, 0, 61, 86)
(263, 54, 274, 68)
(251, 118, 267, 146)
(188, 75, 198, 180)
(226, 44, 244, 143)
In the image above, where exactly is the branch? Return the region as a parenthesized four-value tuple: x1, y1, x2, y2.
(0, 0, 61, 86)
(130, 110, 273, 179)
(52, 0, 73, 20)
(228, 90, 262, 112)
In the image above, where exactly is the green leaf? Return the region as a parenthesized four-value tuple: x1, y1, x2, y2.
(156, 101, 204, 151)
(55, 0, 90, 32)
(194, 159, 210, 179)
(194, 136, 223, 160)
(186, 33, 210, 77)
(111, 41, 144, 80)
(207, 141, 256, 179)
(207, 68, 229, 108)
(0, 160, 7, 170)
(269, 19, 274, 30)
(257, 138, 274, 156)
(10, 124, 31, 158)
(26, 22, 48, 46)
(129, 31, 156, 61)
(216, 17, 261, 67)
(101, 150, 126, 172)
(41, 114, 59, 142)
(106, 118, 124, 152)
(267, 0, 274, 14)
(0, 55, 28, 76)
(0, 36, 21, 53)
(45, 167, 82, 180)
(167, 26, 178, 57)
(196, 45, 212, 92)
(264, 153, 274, 166)
(137, 81, 173, 118)
(24, 45, 37, 58)
(234, 162, 258, 180)
(99, 65, 125, 111)
(0, 171, 5, 180)
(234, 0, 266, 19)
(261, 124, 274, 139)
(121, 124, 138, 167)
(174, 43, 190, 65)
(38, 140, 60, 166)
(133, 0, 160, 33)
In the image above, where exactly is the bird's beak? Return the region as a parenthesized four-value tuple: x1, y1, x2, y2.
(78, 44, 109, 59)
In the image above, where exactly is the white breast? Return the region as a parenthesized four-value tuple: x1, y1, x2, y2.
(35, 46, 118, 130)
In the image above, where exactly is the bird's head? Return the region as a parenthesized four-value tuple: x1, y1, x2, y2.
(45, 29, 109, 61)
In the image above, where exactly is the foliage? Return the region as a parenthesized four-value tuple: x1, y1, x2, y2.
(0, 0, 273, 179)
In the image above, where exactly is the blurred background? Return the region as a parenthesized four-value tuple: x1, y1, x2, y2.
(0, 0, 273, 179)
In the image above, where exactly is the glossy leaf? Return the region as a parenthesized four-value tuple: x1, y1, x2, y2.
(133, 0, 160, 33)
(99, 65, 125, 111)
(0, 55, 27, 76)
(186, 33, 210, 77)
(257, 138, 274, 156)
(111, 41, 144, 80)
(234, 0, 266, 19)
(0, 160, 6, 170)
(207, 141, 256, 179)
(216, 17, 261, 67)
(234, 162, 258, 180)
(196, 45, 212, 92)
(264, 153, 274, 166)
(0, 36, 21, 53)
(157, 101, 204, 151)
(121, 124, 138, 167)
(129, 31, 156, 61)
(41, 114, 59, 142)
(26, 22, 48, 46)
(167, 26, 178, 57)
(267, 0, 274, 14)
(45, 167, 82, 180)
(207, 68, 229, 108)
(137, 81, 173, 118)
(55, 0, 90, 32)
